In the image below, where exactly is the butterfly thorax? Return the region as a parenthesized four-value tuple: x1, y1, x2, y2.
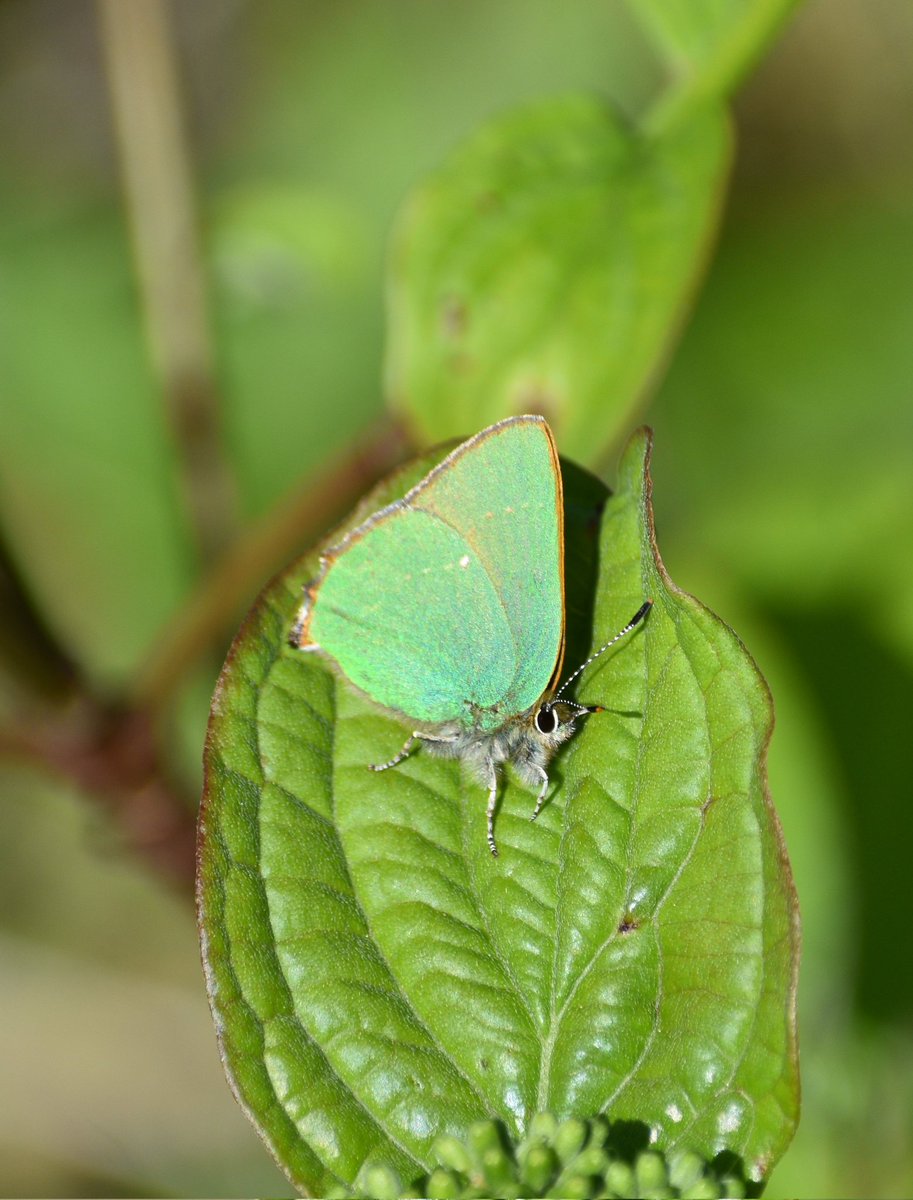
(419, 700, 582, 791)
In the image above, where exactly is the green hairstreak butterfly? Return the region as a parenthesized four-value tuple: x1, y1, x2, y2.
(291, 414, 650, 855)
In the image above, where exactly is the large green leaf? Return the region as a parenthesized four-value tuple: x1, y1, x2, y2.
(197, 429, 799, 1195)
(384, 96, 730, 467)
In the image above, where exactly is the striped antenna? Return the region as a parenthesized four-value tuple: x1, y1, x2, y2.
(551, 600, 653, 704)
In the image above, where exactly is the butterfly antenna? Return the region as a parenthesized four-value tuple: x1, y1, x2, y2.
(552, 600, 653, 703)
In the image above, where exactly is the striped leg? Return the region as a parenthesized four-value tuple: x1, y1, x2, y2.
(370, 730, 458, 772)
(369, 734, 417, 772)
(485, 760, 499, 857)
(530, 766, 550, 821)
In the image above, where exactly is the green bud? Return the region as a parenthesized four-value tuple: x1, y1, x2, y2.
(603, 1159, 636, 1198)
(479, 1144, 516, 1192)
(529, 1111, 559, 1143)
(681, 1178, 722, 1199)
(572, 1146, 610, 1176)
(323, 1187, 351, 1199)
(635, 1150, 669, 1192)
(553, 1117, 589, 1164)
(468, 1119, 505, 1160)
(586, 1115, 611, 1149)
(668, 1151, 706, 1191)
(719, 1174, 746, 1199)
(434, 1134, 474, 1175)
(547, 1172, 594, 1199)
(425, 1167, 463, 1199)
(358, 1164, 401, 1200)
(520, 1142, 559, 1192)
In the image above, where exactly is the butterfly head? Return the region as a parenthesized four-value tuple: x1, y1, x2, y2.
(531, 698, 602, 748)
(530, 599, 654, 748)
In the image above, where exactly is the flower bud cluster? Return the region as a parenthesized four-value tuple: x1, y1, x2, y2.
(328, 1112, 749, 1199)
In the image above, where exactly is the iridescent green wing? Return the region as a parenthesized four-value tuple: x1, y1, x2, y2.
(408, 415, 565, 722)
(301, 416, 564, 729)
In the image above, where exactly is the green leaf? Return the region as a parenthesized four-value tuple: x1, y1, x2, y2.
(384, 96, 730, 467)
(0, 210, 193, 679)
(630, 0, 802, 117)
(197, 429, 799, 1195)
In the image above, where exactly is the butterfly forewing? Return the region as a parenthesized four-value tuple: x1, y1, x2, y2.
(304, 415, 565, 730)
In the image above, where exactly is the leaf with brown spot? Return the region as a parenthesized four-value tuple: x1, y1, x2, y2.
(385, 95, 730, 466)
(197, 429, 800, 1195)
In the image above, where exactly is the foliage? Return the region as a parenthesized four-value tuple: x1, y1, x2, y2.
(385, 96, 729, 461)
(198, 430, 799, 1194)
(197, 3, 805, 1191)
(3, 0, 912, 1197)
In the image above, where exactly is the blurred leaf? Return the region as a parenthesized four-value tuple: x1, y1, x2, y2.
(198, 428, 798, 1193)
(209, 184, 382, 519)
(0, 209, 192, 681)
(385, 96, 730, 466)
(631, 0, 801, 112)
(650, 191, 913, 663)
(768, 1027, 913, 1200)
(212, 185, 369, 302)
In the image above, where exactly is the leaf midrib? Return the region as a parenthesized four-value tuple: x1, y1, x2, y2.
(533, 616, 667, 1112)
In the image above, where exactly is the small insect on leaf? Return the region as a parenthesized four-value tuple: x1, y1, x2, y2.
(289, 415, 651, 855)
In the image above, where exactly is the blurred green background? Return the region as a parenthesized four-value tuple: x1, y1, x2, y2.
(0, 1, 911, 1196)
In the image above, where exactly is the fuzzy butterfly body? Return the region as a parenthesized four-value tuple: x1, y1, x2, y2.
(291, 414, 650, 855)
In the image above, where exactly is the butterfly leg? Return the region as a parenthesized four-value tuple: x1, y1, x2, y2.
(485, 760, 500, 858)
(369, 734, 417, 772)
(370, 730, 458, 772)
(529, 766, 550, 821)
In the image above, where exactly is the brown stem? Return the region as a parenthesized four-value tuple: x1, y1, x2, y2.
(0, 521, 195, 888)
(0, 416, 408, 896)
(97, 0, 237, 565)
(133, 413, 410, 712)
(0, 698, 196, 891)
(3, 6, 417, 898)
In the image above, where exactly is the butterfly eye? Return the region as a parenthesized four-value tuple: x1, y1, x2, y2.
(535, 706, 558, 734)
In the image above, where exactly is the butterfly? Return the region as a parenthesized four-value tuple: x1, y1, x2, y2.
(291, 414, 650, 855)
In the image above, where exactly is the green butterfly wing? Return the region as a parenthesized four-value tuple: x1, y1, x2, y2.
(301, 416, 565, 730)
